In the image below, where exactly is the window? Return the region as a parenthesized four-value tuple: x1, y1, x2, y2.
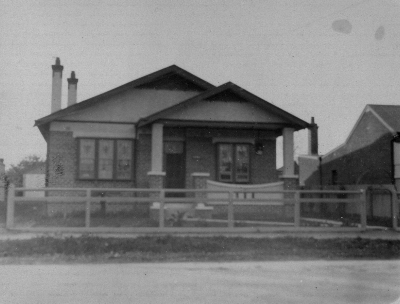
(98, 140, 114, 179)
(217, 143, 250, 183)
(78, 138, 133, 180)
(79, 139, 96, 179)
(331, 170, 338, 185)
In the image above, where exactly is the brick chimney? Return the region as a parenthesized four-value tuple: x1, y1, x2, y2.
(308, 117, 318, 155)
(67, 71, 78, 107)
(51, 57, 63, 113)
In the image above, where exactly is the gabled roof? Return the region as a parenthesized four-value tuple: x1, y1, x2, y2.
(35, 65, 215, 128)
(138, 82, 310, 130)
(322, 104, 400, 159)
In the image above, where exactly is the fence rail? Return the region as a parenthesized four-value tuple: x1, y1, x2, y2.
(5, 184, 372, 233)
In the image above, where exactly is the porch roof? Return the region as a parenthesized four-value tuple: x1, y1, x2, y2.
(138, 82, 310, 131)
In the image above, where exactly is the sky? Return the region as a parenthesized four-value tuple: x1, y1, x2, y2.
(0, 0, 399, 169)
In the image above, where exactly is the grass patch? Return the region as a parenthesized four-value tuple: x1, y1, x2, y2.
(0, 236, 399, 263)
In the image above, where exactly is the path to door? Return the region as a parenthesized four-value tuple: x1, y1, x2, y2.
(1, 260, 399, 304)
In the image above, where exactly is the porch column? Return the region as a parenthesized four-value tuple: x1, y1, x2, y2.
(282, 127, 298, 220)
(282, 127, 295, 177)
(151, 123, 164, 172)
(149, 123, 165, 221)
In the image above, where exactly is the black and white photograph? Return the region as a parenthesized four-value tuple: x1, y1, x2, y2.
(0, 1, 400, 303)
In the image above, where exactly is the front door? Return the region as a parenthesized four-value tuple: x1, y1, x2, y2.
(164, 141, 186, 197)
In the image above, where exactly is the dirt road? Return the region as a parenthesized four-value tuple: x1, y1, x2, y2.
(1, 260, 399, 304)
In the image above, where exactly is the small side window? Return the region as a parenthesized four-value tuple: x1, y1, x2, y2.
(331, 170, 338, 185)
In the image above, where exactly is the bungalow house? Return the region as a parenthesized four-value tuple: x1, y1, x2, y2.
(35, 58, 312, 216)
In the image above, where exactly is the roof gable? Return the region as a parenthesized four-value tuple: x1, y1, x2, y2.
(35, 65, 214, 128)
(204, 89, 246, 102)
(163, 97, 287, 123)
(368, 105, 400, 132)
(57, 89, 200, 124)
(136, 72, 208, 91)
(138, 82, 310, 130)
(322, 104, 397, 159)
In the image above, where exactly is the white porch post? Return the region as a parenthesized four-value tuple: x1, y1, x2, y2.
(282, 127, 295, 177)
(148, 123, 165, 221)
(151, 123, 164, 172)
(282, 127, 297, 220)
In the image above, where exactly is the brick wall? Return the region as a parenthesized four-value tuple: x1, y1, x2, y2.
(135, 133, 152, 188)
(251, 139, 277, 184)
(305, 111, 394, 187)
(184, 128, 278, 187)
(185, 137, 215, 188)
(47, 127, 280, 191)
(319, 134, 392, 185)
(47, 131, 76, 188)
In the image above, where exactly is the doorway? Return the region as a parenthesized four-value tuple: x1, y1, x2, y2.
(164, 141, 186, 197)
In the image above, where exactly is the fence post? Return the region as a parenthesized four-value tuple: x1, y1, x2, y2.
(159, 190, 165, 229)
(85, 189, 91, 228)
(360, 189, 367, 230)
(294, 191, 301, 228)
(391, 188, 399, 230)
(6, 184, 15, 229)
(228, 191, 234, 228)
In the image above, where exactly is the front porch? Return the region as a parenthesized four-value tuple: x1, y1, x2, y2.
(147, 123, 299, 188)
(145, 121, 301, 218)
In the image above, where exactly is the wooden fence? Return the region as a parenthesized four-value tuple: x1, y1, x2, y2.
(5, 184, 371, 233)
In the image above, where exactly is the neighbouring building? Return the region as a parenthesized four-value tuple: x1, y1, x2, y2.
(35, 58, 313, 217)
(300, 105, 400, 219)
(23, 164, 46, 197)
(304, 105, 400, 188)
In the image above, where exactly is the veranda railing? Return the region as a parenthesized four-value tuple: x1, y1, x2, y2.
(5, 184, 369, 232)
